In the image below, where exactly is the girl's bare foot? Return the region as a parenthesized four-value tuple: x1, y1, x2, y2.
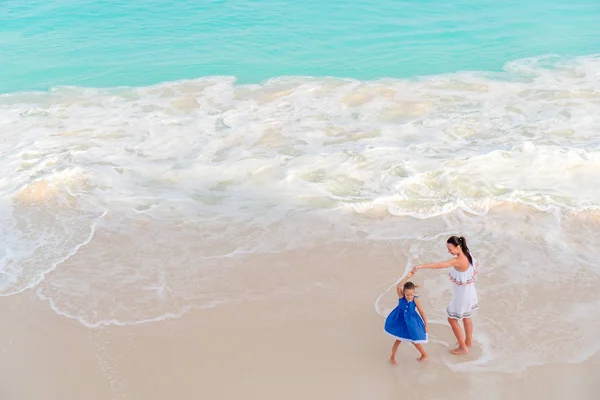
(450, 346, 468, 355)
(389, 357, 399, 366)
(416, 354, 428, 362)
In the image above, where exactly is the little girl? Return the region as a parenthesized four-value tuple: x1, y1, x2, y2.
(384, 271, 429, 364)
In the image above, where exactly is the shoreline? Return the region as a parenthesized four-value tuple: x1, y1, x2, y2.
(1, 242, 599, 400)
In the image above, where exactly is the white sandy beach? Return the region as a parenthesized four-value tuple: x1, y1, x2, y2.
(1, 236, 599, 400)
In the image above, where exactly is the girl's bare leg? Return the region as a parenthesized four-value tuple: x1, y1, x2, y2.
(462, 318, 473, 347)
(390, 340, 401, 366)
(413, 343, 428, 362)
(448, 317, 468, 355)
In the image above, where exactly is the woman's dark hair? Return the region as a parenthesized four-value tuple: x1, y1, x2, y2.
(403, 281, 416, 291)
(447, 236, 473, 265)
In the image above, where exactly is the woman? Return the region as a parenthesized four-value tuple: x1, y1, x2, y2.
(413, 236, 479, 355)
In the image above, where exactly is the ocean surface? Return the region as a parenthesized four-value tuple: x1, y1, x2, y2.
(2, 0, 600, 374)
(2, 0, 600, 93)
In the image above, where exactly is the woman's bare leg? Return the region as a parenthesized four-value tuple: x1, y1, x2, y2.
(463, 318, 473, 347)
(448, 317, 468, 355)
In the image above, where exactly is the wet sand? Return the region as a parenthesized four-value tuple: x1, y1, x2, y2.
(1, 244, 599, 400)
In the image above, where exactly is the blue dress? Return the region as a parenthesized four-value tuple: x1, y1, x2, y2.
(384, 297, 428, 343)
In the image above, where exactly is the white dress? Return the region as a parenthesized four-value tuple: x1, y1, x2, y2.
(447, 258, 479, 320)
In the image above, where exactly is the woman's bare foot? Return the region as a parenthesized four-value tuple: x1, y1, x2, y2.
(450, 346, 468, 355)
(416, 354, 428, 362)
(389, 357, 399, 366)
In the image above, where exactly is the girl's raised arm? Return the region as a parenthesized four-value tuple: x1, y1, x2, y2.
(396, 271, 415, 298)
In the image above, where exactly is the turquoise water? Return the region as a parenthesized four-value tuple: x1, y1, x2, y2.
(2, 0, 600, 93)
